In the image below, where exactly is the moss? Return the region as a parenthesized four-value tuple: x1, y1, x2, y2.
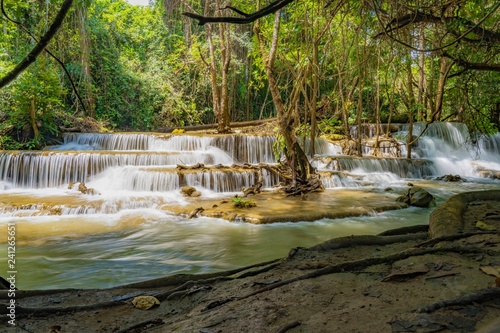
(232, 196, 256, 208)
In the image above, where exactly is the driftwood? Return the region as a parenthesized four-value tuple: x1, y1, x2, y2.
(187, 207, 204, 219)
(242, 169, 264, 197)
(176, 163, 205, 170)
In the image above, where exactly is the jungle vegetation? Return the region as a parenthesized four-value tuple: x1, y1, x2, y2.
(0, 0, 498, 153)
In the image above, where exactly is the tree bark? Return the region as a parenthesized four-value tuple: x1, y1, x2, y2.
(406, 51, 416, 159)
(205, 0, 232, 133)
(255, 11, 319, 193)
(431, 56, 452, 122)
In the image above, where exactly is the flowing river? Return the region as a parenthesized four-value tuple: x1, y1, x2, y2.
(1, 122, 499, 290)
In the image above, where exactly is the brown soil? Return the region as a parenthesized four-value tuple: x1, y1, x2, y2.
(1, 194, 499, 333)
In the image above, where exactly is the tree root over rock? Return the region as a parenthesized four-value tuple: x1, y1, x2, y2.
(203, 245, 497, 311)
(418, 288, 500, 313)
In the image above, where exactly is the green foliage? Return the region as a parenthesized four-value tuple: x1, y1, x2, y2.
(0, 0, 499, 150)
(272, 132, 288, 161)
(231, 196, 256, 208)
(318, 117, 342, 135)
(0, 56, 64, 149)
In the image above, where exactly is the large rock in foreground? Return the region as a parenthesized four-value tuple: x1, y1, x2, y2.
(429, 190, 500, 238)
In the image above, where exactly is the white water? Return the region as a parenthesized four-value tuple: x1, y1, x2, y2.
(1, 124, 499, 290)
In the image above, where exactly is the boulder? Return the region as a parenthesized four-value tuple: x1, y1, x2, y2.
(409, 187, 434, 207)
(397, 187, 434, 208)
(181, 186, 201, 197)
(435, 174, 466, 182)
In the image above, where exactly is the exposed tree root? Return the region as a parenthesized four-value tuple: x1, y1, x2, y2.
(203, 245, 496, 311)
(416, 230, 499, 247)
(282, 175, 324, 196)
(308, 233, 428, 252)
(242, 168, 264, 196)
(276, 321, 301, 333)
(188, 207, 205, 219)
(0, 259, 281, 318)
(417, 288, 500, 313)
(115, 318, 165, 333)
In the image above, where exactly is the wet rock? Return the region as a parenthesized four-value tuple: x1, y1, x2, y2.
(477, 170, 500, 180)
(435, 174, 467, 182)
(74, 182, 97, 195)
(410, 187, 434, 207)
(181, 186, 201, 197)
(397, 187, 434, 208)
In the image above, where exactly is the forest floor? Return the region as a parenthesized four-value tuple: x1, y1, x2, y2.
(1, 197, 499, 333)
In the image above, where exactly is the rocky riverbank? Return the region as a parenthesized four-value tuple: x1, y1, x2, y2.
(1, 191, 499, 333)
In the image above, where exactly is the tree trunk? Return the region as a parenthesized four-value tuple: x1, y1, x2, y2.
(417, 25, 426, 121)
(255, 11, 320, 193)
(374, 45, 381, 155)
(309, 41, 319, 156)
(205, 0, 231, 134)
(76, 3, 95, 117)
(431, 56, 451, 122)
(406, 53, 416, 159)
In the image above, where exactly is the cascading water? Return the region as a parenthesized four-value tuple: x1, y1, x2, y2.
(397, 122, 500, 177)
(0, 124, 499, 290)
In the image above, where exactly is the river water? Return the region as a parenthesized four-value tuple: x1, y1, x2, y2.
(1, 123, 499, 289)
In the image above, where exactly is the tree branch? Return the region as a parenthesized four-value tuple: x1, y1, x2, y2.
(183, 0, 294, 25)
(371, 0, 500, 53)
(1, 0, 87, 114)
(443, 52, 500, 73)
(0, 0, 74, 89)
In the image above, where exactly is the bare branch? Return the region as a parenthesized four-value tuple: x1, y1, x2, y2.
(371, 0, 500, 53)
(183, 0, 294, 25)
(444, 52, 500, 73)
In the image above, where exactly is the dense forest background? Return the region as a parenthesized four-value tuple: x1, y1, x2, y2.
(0, 0, 498, 150)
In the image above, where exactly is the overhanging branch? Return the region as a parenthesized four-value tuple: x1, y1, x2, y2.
(1, 0, 87, 114)
(183, 0, 294, 25)
(0, 0, 73, 89)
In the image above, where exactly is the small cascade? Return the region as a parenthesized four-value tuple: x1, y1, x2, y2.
(181, 169, 279, 193)
(300, 137, 343, 156)
(0, 150, 230, 188)
(396, 122, 500, 177)
(59, 133, 279, 164)
(87, 166, 280, 193)
(60, 133, 154, 150)
(479, 133, 500, 156)
(211, 135, 276, 164)
(314, 156, 435, 179)
(349, 124, 401, 139)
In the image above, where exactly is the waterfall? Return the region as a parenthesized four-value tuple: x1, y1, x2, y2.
(396, 122, 500, 177)
(2, 125, 499, 291)
(1, 123, 499, 201)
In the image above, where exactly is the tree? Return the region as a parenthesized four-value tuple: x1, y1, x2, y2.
(0, 0, 74, 89)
